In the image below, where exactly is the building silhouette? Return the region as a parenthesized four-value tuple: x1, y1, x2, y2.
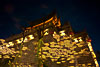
(0, 11, 99, 67)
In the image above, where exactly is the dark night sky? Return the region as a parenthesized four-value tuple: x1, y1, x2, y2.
(0, 0, 100, 64)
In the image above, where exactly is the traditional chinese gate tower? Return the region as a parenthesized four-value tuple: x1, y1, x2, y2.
(0, 11, 99, 67)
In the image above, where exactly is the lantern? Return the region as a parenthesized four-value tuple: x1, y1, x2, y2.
(87, 38, 92, 42)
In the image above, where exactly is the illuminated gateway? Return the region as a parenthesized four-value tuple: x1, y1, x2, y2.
(0, 11, 99, 67)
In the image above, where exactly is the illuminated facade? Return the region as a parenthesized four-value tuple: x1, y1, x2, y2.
(0, 11, 99, 67)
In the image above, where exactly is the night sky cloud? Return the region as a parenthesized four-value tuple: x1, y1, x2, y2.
(40, 4, 48, 8)
(4, 4, 14, 14)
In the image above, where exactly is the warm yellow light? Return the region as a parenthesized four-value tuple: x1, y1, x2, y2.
(56, 62, 61, 64)
(43, 52, 47, 54)
(87, 42, 99, 67)
(67, 58, 71, 60)
(78, 37, 82, 41)
(61, 61, 66, 63)
(69, 60, 74, 63)
(70, 55, 74, 59)
(74, 38, 78, 42)
(45, 17, 53, 23)
(42, 47, 50, 50)
(74, 52, 78, 55)
(18, 55, 21, 57)
(9, 42, 14, 46)
(50, 42, 56, 45)
(89, 45, 92, 50)
(69, 66, 74, 67)
(54, 31, 56, 34)
(57, 19, 61, 27)
(82, 64, 86, 66)
(61, 32, 66, 36)
(59, 30, 66, 36)
(0, 55, 2, 58)
(6, 44, 10, 47)
(12, 55, 15, 57)
(28, 35, 34, 40)
(94, 59, 99, 67)
(24, 37, 28, 42)
(29, 65, 31, 67)
(44, 43, 49, 46)
(16, 62, 18, 64)
(16, 51, 19, 53)
(51, 59, 55, 62)
(16, 39, 22, 44)
(60, 58, 65, 60)
(42, 55, 46, 59)
(87, 63, 91, 65)
(44, 32, 49, 35)
(0, 39, 5, 43)
(22, 47, 28, 51)
(53, 32, 60, 41)
(26, 17, 53, 29)
(78, 44, 83, 47)
(3, 55, 10, 58)
(44, 29, 49, 32)
(92, 52, 96, 58)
